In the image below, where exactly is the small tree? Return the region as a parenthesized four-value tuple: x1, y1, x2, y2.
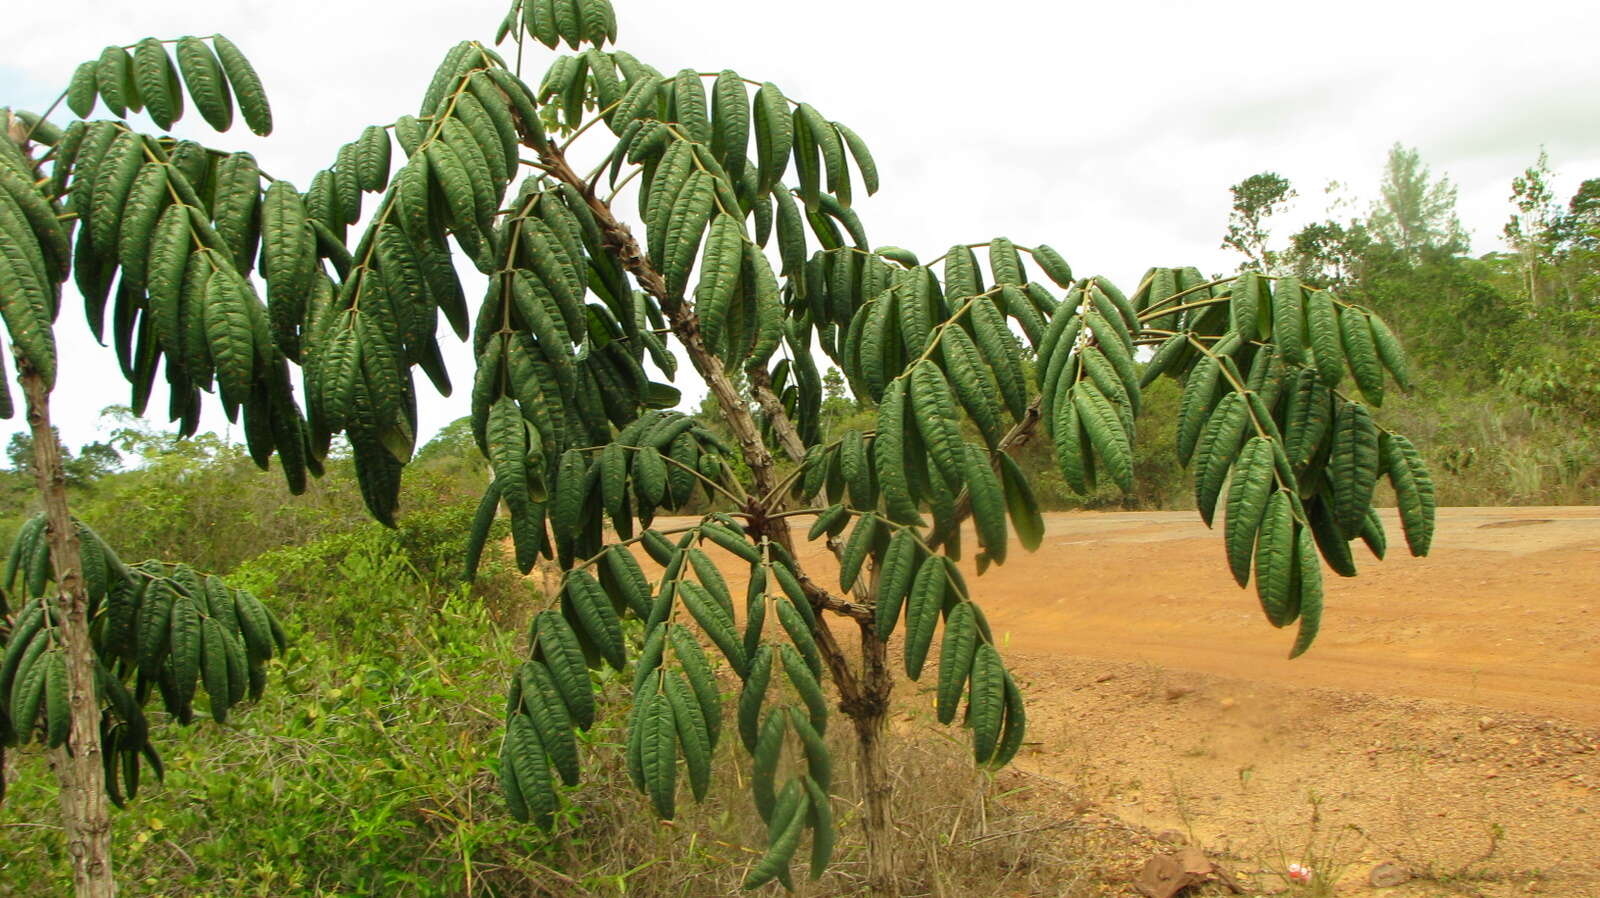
(1221, 171, 1296, 272)
(1370, 143, 1467, 262)
(2, 2, 1438, 894)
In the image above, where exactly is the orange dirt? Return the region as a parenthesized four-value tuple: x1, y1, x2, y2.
(659, 506, 1600, 896)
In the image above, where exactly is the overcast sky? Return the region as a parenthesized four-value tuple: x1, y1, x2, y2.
(4, 0, 1598, 459)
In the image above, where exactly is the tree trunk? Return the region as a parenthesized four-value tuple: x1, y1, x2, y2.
(16, 353, 118, 898)
(534, 143, 909, 889)
(848, 624, 897, 896)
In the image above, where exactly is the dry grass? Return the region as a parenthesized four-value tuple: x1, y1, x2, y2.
(488, 689, 1129, 898)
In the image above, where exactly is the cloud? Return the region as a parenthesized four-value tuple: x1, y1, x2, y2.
(4, 0, 1598, 457)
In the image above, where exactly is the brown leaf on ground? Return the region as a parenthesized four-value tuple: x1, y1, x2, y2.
(1134, 847, 1243, 897)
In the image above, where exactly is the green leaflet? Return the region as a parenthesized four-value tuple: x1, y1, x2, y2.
(1367, 312, 1413, 392)
(664, 669, 712, 802)
(874, 529, 919, 640)
(752, 82, 792, 195)
(738, 645, 774, 752)
(988, 237, 1024, 285)
(998, 453, 1045, 552)
(1287, 524, 1324, 658)
(835, 120, 879, 197)
(750, 707, 787, 821)
(780, 643, 828, 735)
(710, 70, 748, 181)
(679, 580, 746, 677)
(1175, 347, 1222, 465)
(1031, 244, 1073, 288)
(566, 569, 626, 669)
(1342, 307, 1385, 405)
(903, 555, 946, 679)
(1282, 367, 1333, 473)
(1072, 380, 1133, 494)
(95, 45, 138, 117)
(534, 610, 595, 729)
(1052, 381, 1091, 495)
(1382, 431, 1435, 557)
(1347, 509, 1383, 566)
(672, 68, 711, 144)
(133, 39, 182, 129)
(1191, 391, 1249, 528)
(909, 360, 963, 486)
(963, 444, 1008, 565)
(1253, 490, 1296, 627)
(1224, 436, 1275, 587)
(1329, 401, 1381, 537)
(1306, 494, 1359, 578)
(936, 602, 978, 724)
(661, 171, 716, 299)
(67, 61, 98, 117)
(1270, 276, 1305, 365)
(969, 296, 1028, 421)
(200, 262, 260, 409)
(801, 104, 847, 207)
(212, 35, 273, 135)
(1231, 271, 1263, 340)
(940, 324, 1003, 447)
(175, 36, 234, 131)
(968, 643, 1006, 764)
(743, 776, 807, 889)
(838, 513, 877, 592)
(1304, 288, 1344, 386)
(694, 212, 744, 352)
(790, 103, 821, 211)
(89, 129, 145, 256)
(212, 152, 262, 271)
(668, 624, 722, 750)
(639, 688, 678, 819)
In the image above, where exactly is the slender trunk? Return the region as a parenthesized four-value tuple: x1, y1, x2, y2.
(849, 624, 896, 896)
(535, 144, 907, 888)
(16, 353, 118, 898)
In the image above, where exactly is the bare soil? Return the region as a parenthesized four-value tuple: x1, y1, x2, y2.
(667, 506, 1600, 896)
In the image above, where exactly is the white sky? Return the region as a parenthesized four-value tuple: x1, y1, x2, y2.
(4, 0, 1598, 459)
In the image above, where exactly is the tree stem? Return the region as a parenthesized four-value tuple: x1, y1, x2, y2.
(16, 350, 118, 898)
(533, 135, 903, 890)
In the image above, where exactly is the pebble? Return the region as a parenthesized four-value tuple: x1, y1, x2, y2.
(1369, 861, 1413, 888)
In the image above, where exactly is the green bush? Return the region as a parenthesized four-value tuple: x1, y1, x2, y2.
(1, 507, 547, 896)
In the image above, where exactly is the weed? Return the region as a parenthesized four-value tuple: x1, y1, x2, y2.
(1257, 791, 1358, 897)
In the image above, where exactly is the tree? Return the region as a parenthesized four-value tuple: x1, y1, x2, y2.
(1221, 172, 1296, 271)
(1369, 143, 1467, 261)
(1503, 149, 1562, 307)
(7, 428, 122, 485)
(0, 3, 1439, 894)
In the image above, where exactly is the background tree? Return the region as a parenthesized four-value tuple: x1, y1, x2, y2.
(1221, 171, 1295, 271)
(1, 3, 1438, 894)
(1369, 143, 1467, 262)
(7, 428, 122, 486)
(1504, 149, 1560, 307)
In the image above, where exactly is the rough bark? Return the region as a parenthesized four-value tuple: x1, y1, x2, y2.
(850, 674, 897, 896)
(17, 352, 118, 898)
(746, 366, 807, 464)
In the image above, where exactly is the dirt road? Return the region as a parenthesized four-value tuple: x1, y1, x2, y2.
(668, 505, 1600, 895)
(959, 506, 1600, 896)
(978, 506, 1600, 726)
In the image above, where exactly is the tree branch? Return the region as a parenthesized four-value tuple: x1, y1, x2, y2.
(746, 364, 806, 465)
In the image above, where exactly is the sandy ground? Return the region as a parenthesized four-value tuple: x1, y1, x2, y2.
(661, 506, 1600, 896)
